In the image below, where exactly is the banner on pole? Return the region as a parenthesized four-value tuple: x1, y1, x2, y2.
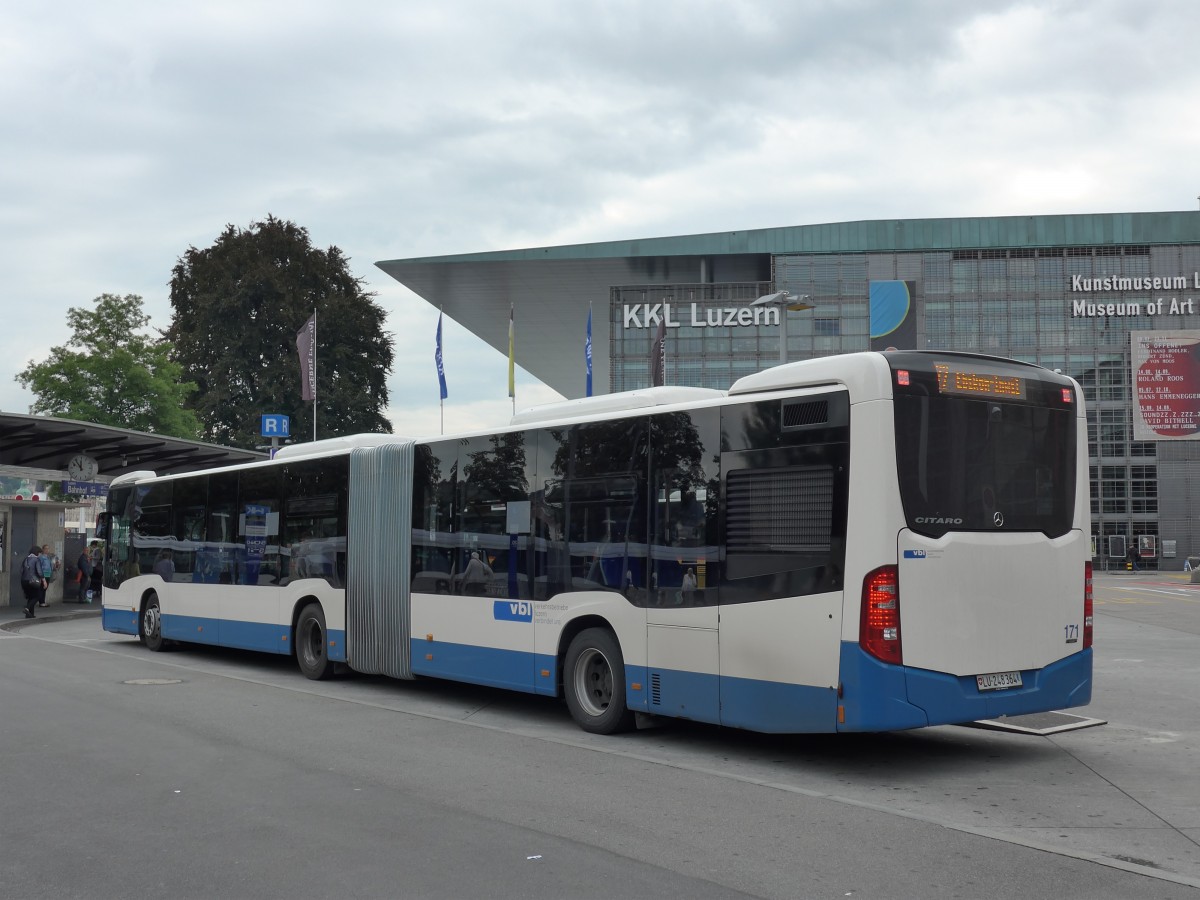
(435, 312, 449, 400)
(296, 314, 317, 402)
(585, 305, 593, 397)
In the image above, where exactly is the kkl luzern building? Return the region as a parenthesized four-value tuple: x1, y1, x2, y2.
(379, 211, 1200, 570)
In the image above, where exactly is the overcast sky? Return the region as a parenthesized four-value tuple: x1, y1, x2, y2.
(4, 0, 1199, 441)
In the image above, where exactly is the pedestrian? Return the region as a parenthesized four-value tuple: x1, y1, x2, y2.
(76, 545, 94, 601)
(461, 551, 493, 596)
(38, 543, 58, 606)
(89, 556, 104, 600)
(1127, 546, 1140, 572)
(153, 548, 175, 582)
(681, 567, 697, 604)
(21, 545, 46, 618)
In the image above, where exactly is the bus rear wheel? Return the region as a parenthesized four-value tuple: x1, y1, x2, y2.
(563, 628, 634, 734)
(140, 593, 165, 652)
(296, 603, 332, 681)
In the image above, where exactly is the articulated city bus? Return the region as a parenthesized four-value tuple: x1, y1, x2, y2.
(101, 350, 1092, 733)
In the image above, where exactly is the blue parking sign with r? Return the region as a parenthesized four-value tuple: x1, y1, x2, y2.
(261, 414, 290, 437)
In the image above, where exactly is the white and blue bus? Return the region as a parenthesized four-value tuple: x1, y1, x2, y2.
(100, 350, 1092, 734)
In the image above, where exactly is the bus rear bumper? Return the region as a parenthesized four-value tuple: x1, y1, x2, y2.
(838, 642, 1093, 732)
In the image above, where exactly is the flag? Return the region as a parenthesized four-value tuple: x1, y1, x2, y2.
(296, 313, 316, 402)
(435, 312, 448, 400)
(507, 304, 515, 399)
(585, 304, 593, 397)
(650, 316, 666, 387)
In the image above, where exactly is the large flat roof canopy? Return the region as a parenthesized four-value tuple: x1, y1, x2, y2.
(378, 211, 1200, 398)
(0, 412, 265, 478)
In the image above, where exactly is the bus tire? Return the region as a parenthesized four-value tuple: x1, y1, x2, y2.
(140, 592, 165, 652)
(563, 628, 634, 735)
(296, 603, 332, 681)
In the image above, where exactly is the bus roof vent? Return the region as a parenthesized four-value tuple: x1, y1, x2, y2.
(781, 399, 829, 430)
(274, 434, 400, 461)
(510, 386, 725, 427)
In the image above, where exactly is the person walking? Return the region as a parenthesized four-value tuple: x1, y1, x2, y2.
(21, 545, 46, 618)
(76, 545, 94, 601)
(38, 543, 59, 606)
(89, 555, 104, 600)
(681, 567, 698, 604)
(461, 551, 493, 596)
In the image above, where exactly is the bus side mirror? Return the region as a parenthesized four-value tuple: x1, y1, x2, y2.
(96, 512, 110, 542)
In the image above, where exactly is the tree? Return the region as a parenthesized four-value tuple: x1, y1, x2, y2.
(15, 293, 201, 438)
(166, 216, 393, 448)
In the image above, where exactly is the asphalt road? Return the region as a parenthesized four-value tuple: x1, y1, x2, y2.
(1, 571, 1198, 899)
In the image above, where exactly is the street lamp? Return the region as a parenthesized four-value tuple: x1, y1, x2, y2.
(752, 290, 813, 365)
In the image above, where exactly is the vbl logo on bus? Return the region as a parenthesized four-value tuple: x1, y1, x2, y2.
(494, 600, 533, 622)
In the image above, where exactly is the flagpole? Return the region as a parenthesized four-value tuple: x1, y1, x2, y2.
(437, 308, 445, 435)
(508, 303, 515, 416)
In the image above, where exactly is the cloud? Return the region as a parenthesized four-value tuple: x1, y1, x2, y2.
(3, 0, 1199, 431)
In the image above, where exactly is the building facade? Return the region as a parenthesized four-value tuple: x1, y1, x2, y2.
(379, 211, 1200, 569)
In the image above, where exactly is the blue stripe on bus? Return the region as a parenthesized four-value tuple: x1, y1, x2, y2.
(720, 676, 838, 733)
(102, 608, 139, 636)
(638, 667, 722, 725)
(105, 611, 347, 664)
(409, 638, 547, 694)
(837, 641, 1093, 731)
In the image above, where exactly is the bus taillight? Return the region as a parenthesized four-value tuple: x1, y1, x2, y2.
(1083, 561, 1093, 650)
(860, 565, 902, 665)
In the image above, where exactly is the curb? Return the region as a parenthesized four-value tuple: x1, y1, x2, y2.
(1, 608, 102, 634)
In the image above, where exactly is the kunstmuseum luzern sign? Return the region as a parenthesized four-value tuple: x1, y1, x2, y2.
(1071, 273, 1199, 318)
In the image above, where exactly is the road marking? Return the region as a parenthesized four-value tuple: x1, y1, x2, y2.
(22, 621, 1200, 892)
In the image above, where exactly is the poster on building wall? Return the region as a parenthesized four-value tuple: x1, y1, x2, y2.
(1131, 330, 1200, 441)
(869, 280, 917, 351)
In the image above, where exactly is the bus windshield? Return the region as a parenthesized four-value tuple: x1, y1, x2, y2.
(891, 356, 1077, 538)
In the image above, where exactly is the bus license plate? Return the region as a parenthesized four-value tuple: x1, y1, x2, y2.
(976, 671, 1023, 692)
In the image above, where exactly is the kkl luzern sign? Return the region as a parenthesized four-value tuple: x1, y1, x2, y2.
(1070, 273, 1199, 318)
(623, 302, 780, 330)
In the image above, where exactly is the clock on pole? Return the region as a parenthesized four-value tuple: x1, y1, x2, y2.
(67, 454, 99, 481)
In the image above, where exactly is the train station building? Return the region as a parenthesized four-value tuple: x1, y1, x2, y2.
(379, 211, 1200, 570)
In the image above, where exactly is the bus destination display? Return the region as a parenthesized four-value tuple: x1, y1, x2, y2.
(933, 362, 1026, 400)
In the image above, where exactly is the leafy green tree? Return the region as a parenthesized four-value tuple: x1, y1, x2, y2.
(166, 216, 393, 449)
(15, 293, 201, 438)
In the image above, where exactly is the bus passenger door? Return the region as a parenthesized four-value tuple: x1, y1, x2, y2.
(644, 454, 721, 726)
(218, 482, 285, 653)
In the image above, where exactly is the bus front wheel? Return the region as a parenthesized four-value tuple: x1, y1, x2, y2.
(296, 603, 332, 681)
(563, 628, 634, 734)
(140, 593, 165, 652)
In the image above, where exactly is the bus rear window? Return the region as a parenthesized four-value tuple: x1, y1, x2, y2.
(893, 390, 1076, 538)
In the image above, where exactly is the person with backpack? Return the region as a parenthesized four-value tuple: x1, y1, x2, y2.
(38, 544, 59, 606)
(21, 545, 46, 618)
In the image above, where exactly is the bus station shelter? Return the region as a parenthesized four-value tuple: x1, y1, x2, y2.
(0, 412, 264, 610)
